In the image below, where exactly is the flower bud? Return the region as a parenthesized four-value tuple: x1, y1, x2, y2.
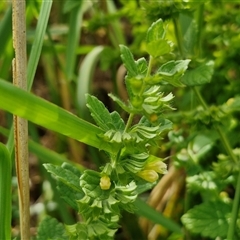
(136, 170, 159, 182)
(144, 160, 168, 174)
(149, 113, 158, 122)
(99, 175, 111, 190)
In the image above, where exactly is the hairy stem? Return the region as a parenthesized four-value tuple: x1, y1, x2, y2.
(12, 0, 30, 239)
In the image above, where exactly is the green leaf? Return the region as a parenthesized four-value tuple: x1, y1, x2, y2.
(0, 144, 11, 240)
(181, 61, 214, 86)
(136, 57, 148, 76)
(187, 134, 214, 162)
(213, 148, 240, 177)
(0, 7, 12, 61)
(63, 0, 81, 13)
(77, 46, 105, 114)
(108, 93, 132, 113)
(65, 1, 91, 81)
(36, 216, 68, 240)
(86, 94, 112, 131)
(44, 163, 83, 193)
(146, 39, 173, 58)
(43, 163, 84, 210)
(110, 111, 125, 131)
(119, 45, 138, 79)
(186, 171, 218, 194)
(86, 94, 125, 132)
(0, 79, 115, 153)
(180, 12, 198, 57)
(134, 198, 182, 234)
(27, 0, 53, 91)
(57, 181, 83, 211)
(146, 19, 165, 43)
(145, 17, 173, 57)
(156, 60, 191, 87)
(181, 201, 232, 239)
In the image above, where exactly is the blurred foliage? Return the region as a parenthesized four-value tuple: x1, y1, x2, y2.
(0, 0, 240, 239)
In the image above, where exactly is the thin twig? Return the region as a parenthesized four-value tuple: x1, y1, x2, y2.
(12, 1, 30, 239)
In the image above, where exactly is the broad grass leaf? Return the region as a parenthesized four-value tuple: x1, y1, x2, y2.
(36, 216, 68, 240)
(181, 61, 214, 86)
(134, 198, 182, 234)
(0, 144, 11, 240)
(181, 201, 231, 239)
(77, 46, 105, 113)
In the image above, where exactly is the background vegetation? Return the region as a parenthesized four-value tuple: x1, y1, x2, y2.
(0, 0, 240, 239)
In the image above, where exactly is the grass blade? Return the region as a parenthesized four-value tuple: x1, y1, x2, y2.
(134, 198, 182, 234)
(29, 140, 85, 171)
(76, 45, 105, 114)
(0, 79, 112, 154)
(27, 0, 53, 91)
(0, 144, 11, 240)
(0, 6, 12, 58)
(65, 1, 83, 81)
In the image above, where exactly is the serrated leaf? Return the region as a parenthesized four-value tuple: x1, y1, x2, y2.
(136, 57, 148, 76)
(181, 61, 214, 86)
(108, 93, 132, 113)
(86, 94, 112, 131)
(146, 39, 173, 58)
(156, 60, 191, 87)
(158, 60, 190, 77)
(110, 111, 125, 130)
(43, 163, 83, 194)
(57, 181, 83, 211)
(186, 171, 218, 194)
(119, 45, 138, 79)
(146, 19, 165, 43)
(188, 134, 214, 161)
(86, 94, 125, 131)
(181, 201, 231, 239)
(37, 216, 68, 240)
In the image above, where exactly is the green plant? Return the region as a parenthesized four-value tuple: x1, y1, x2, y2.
(1, 1, 240, 239)
(0, 17, 188, 239)
(38, 18, 190, 239)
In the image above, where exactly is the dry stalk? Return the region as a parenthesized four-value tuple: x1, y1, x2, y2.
(139, 165, 185, 235)
(148, 172, 185, 239)
(12, 0, 30, 239)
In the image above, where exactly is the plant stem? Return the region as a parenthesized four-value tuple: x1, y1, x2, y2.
(146, 55, 153, 77)
(215, 125, 238, 164)
(227, 169, 240, 240)
(173, 16, 184, 58)
(12, 1, 30, 239)
(193, 87, 238, 164)
(124, 113, 135, 133)
(195, 3, 204, 57)
(192, 86, 208, 110)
